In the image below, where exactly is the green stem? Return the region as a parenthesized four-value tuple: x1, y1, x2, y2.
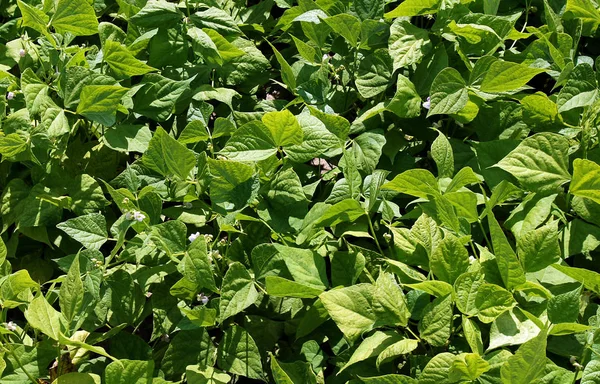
(366, 213, 385, 255)
(0, 334, 38, 384)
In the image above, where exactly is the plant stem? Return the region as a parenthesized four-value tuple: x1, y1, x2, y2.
(0, 334, 38, 384)
(367, 213, 385, 255)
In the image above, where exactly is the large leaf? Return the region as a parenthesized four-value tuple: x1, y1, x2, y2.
(496, 133, 571, 194)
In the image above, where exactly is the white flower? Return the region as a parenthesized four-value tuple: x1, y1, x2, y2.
(6, 321, 16, 331)
(125, 212, 133, 220)
(197, 293, 209, 305)
(19, 49, 26, 57)
(204, 234, 213, 242)
(6, 92, 14, 100)
(468, 255, 476, 264)
(161, 334, 170, 342)
(145, 292, 152, 298)
(422, 96, 431, 110)
(383, 233, 392, 241)
(133, 211, 145, 222)
(122, 197, 129, 204)
(189, 232, 201, 242)
(322, 53, 329, 62)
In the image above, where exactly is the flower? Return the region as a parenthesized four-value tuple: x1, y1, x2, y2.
(197, 293, 209, 305)
(161, 334, 170, 342)
(126, 211, 145, 222)
(133, 211, 145, 222)
(322, 54, 329, 62)
(19, 49, 26, 57)
(145, 292, 152, 298)
(204, 234, 213, 242)
(189, 232, 201, 242)
(468, 255, 476, 264)
(6, 92, 14, 100)
(6, 321, 16, 331)
(422, 96, 431, 110)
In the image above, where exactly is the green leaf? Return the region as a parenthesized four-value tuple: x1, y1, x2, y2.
(319, 284, 376, 342)
(56, 213, 108, 250)
(500, 332, 547, 384)
(207, 158, 259, 211)
(102, 40, 156, 78)
(454, 272, 484, 316)
(428, 68, 468, 116)
(373, 272, 410, 327)
(418, 294, 452, 346)
(382, 169, 440, 199)
(52, 0, 99, 36)
(17, 0, 49, 36)
(142, 127, 196, 180)
(314, 199, 365, 227)
(219, 262, 258, 322)
(216, 325, 263, 380)
(286, 113, 342, 163)
(76, 85, 128, 126)
(385, 74, 421, 118)
(582, 360, 600, 384)
(431, 130, 454, 178)
(129, 0, 182, 28)
(220, 121, 277, 161)
(548, 284, 582, 324)
(103, 124, 152, 153)
(24, 295, 62, 340)
(186, 366, 231, 384)
(418, 353, 458, 384)
(488, 210, 526, 289)
(161, 328, 215, 378)
(356, 49, 393, 98)
(0, 133, 28, 158)
(324, 14, 361, 47)
(430, 234, 470, 284)
(51, 373, 101, 384)
(376, 339, 419, 368)
(517, 221, 561, 272)
(262, 110, 303, 147)
(105, 359, 153, 384)
(388, 19, 431, 72)
(496, 133, 571, 194)
(475, 283, 517, 323)
(449, 353, 490, 382)
(565, 0, 600, 36)
(265, 276, 323, 298)
(270, 356, 317, 384)
(190, 7, 243, 37)
(59, 254, 83, 327)
(570, 159, 600, 205)
(557, 63, 598, 112)
(133, 74, 193, 121)
(340, 331, 402, 372)
(268, 42, 296, 90)
(385, 0, 438, 17)
(552, 264, 600, 294)
(480, 61, 546, 92)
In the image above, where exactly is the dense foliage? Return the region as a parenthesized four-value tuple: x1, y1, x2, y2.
(2, 0, 600, 382)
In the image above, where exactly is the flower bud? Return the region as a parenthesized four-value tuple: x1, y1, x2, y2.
(19, 49, 26, 57)
(6, 92, 14, 100)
